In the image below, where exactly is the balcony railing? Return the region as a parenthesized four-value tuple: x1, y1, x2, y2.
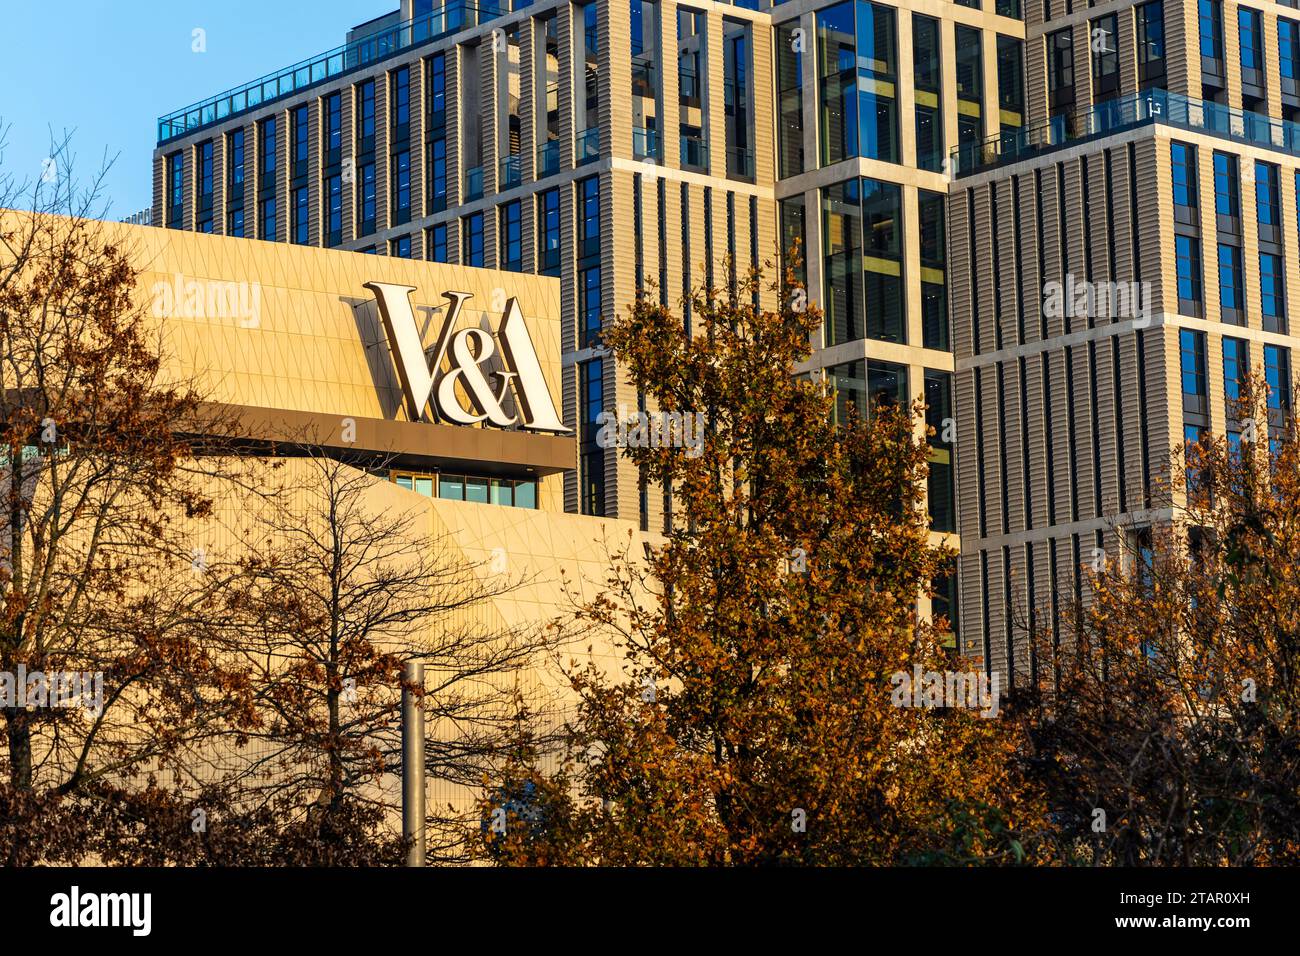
(681, 134, 709, 170)
(576, 127, 600, 165)
(464, 164, 483, 201)
(500, 153, 521, 189)
(536, 140, 560, 178)
(953, 87, 1300, 177)
(679, 67, 701, 104)
(158, 2, 505, 143)
(632, 59, 657, 99)
(726, 146, 754, 180)
(633, 127, 660, 161)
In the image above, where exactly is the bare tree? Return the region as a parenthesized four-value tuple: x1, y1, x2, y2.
(188, 447, 566, 864)
(0, 131, 256, 865)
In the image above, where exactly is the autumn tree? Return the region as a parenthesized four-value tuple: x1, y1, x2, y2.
(481, 256, 1046, 865)
(0, 134, 255, 865)
(1017, 377, 1300, 865)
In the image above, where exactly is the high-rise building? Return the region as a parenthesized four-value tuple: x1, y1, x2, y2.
(949, 0, 1300, 677)
(150, 0, 1054, 652)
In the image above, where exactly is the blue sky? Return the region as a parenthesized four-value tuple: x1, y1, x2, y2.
(0, 0, 397, 218)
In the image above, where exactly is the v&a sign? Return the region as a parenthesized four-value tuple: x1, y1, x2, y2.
(365, 283, 569, 434)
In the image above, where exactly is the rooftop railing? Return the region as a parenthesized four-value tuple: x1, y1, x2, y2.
(158, 2, 504, 144)
(952, 87, 1300, 177)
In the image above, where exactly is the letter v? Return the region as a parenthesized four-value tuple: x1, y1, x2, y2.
(366, 283, 472, 422)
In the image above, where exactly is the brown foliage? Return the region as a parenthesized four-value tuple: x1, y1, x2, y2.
(1016, 376, 1300, 864)
(481, 255, 1047, 865)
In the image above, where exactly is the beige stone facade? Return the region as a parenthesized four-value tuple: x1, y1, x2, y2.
(950, 0, 1300, 677)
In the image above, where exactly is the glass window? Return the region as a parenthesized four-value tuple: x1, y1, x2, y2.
(919, 190, 947, 351)
(955, 25, 983, 103)
(833, 360, 910, 421)
(391, 66, 410, 133)
(358, 162, 376, 235)
(914, 15, 943, 172)
(1175, 234, 1202, 314)
(259, 116, 277, 183)
(861, 177, 904, 343)
(1256, 160, 1280, 228)
(538, 188, 561, 277)
(514, 480, 537, 510)
(392, 149, 411, 224)
(1239, 7, 1263, 72)
(1180, 329, 1208, 415)
(1199, 0, 1224, 62)
(325, 92, 342, 158)
(997, 36, 1025, 124)
(914, 15, 941, 93)
(580, 359, 605, 516)
(1091, 15, 1119, 100)
(1213, 152, 1239, 222)
(358, 79, 376, 148)
(1281, 18, 1300, 84)
(1137, 1, 1166, 86)
(462, 213, 484, 267)
(1265, 344, 1292, 415)
(167, 152, 184, 228)
(1262, 253, 1286, 331)
(260, 196, 277, 241)
(1171, 141, 1197, 210)
(428, 223, 449, 263)
(393, 471, 434, 497)
(428, 54, 447, 123)
(427, 137, 447, 212)
(1047, 29, 1074, 98)
(292, 105, 309, 171)
(465, 477, 490, 504)
(955, 26, 983, 154)
(580, 267, 602, 347)
(1223, 336, 1249, 407)
(925, 369, 955, 533)
(817, 1, 899, 166)
(292, 186, 309, 244)
(440, 475, 464, 500)
(578, 176, 600, 260)
(842, 359, 909, 420)
(499, 200, 522, 272)
(1218, 243, 1243, 314)
(822, 179, 864, 345)
(777, 20, 804, 179)
(391, 235, 412, 258)
(228, 129, 245, 195)
(326, 174, 342, 246)
(491, 480, 514, 508)
(197, 141, 214, 207)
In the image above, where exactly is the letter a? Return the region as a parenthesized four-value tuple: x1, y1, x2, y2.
(497, 298, 569, 432)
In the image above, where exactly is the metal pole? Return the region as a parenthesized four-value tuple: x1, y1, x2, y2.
(402, 660, 426, 867)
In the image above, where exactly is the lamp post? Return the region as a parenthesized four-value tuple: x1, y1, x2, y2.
(402, 660, 426, 867)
